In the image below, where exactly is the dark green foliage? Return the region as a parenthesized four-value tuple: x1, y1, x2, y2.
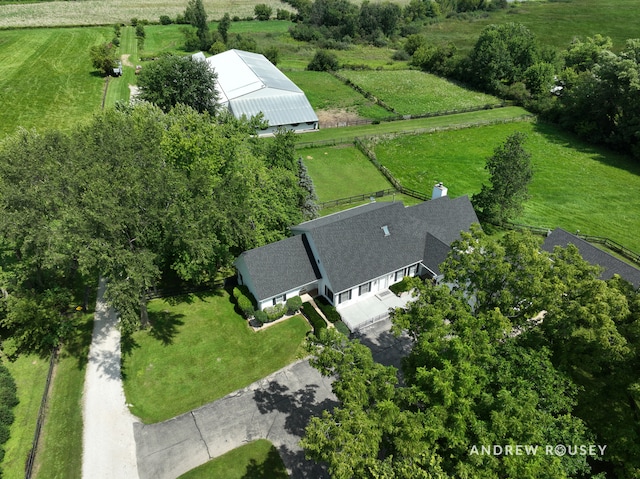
(184, 0, 211, 50)
(301, 302, 327, 335)
(237, 295, 254, 318)
(113, 24, 121, 37)
(263, 46, 280, 66)
(136, 54, 218, 114)
(307, 49, 339, 71)
(254, 309, 268, 324)
(217, 12, 231, 43)
(276, 8, 291, 20)
(89, 42, 117, 76)
(358, 1, 401, 38)
(135, 24, 145, 38)
(469, 22, 539, 93)
(297, 157, 320, 220)
(130, 17, 138, 26)
(0, 360, 17, 476)
(314, 296, 340, 323)
(227, 34, 258, 53)
(389, 276, 411, 295)
(286, 296, 303, 314)
(334, 320, 350, 336)
(411, 42, 458, 76)
(471, 131, 533, 225)
(159, 15, 173, 25)
(111, 37, 120, 47)
(254, 4, 273, 21)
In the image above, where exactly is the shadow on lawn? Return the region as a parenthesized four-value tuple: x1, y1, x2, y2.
(241, 445, 289, 479)
(148, 309, 185, 346)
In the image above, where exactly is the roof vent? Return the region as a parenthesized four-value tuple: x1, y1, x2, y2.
(381, 225, 390, 237)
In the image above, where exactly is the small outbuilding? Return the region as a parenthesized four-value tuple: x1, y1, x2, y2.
(201, 49, 319, 135)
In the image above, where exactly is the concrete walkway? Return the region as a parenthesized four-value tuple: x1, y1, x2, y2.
(134, 360, 337, 479)
(82, 278, 140, 479)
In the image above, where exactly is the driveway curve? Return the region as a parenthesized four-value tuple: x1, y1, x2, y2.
(134, 360, 337, 479)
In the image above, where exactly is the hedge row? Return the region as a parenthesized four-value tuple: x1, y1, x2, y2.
(302, 302, 327, 335)
(232, 286, 256, 319)
(315, 296, 341, 323)
(0, 361, 18, 465)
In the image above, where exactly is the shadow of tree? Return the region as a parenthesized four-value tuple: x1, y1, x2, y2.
(241, 444, 289, 479)
(148, 309, 185, 345)
(62, 313, 96, 369)
(277, 444, 330, 479)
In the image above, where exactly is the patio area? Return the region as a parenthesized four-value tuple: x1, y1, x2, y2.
(338, 290, 416, 332)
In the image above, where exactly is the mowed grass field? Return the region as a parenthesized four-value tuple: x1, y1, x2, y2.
(122, 291, 310, 423)
(374, 121, 640, 253)
(0, 27, 108, 138)
(340, 70, 501, 115)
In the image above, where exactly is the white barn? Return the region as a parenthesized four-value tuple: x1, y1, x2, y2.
(202, 49, 319, 135)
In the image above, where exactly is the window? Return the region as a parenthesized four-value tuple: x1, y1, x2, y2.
(273, 294, 285, 305)
(338, 290, 352, 304)
(325, 286, 334, 302)
(359, 282, 371, 295)
(395, 269, 405, 282)
(408, 264, 418, 276)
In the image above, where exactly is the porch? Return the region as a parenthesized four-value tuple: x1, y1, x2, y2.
(337, 289, 416, 332)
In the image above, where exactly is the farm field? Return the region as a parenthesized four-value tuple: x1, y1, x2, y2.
(122, 291, 310, 423)
(340, 70, 501, 115)
(285, 71, 390, 121)
(0, 27, 108, 138)
(300, 145, 393, 202)
(374, 121, 640, 253)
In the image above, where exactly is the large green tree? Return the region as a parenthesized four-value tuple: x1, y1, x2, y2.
(137, 54, 219, 115)
(471, 131, 533, 225)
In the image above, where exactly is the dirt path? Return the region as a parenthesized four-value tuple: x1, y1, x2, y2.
(82, 278, 139, 479)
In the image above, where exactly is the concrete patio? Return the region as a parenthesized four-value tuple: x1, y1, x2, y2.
(338, 290, 416, 331)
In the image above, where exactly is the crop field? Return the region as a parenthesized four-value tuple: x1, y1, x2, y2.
(419, 0, 640, 53)
(0, 27, 108, 138)
(285, 71, 390, 121)
(374, 121, 640, 253)
(340, 70, 501, 115)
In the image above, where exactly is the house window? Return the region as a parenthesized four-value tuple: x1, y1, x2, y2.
(395, 269, 405, 282)
(338, 290, 352, 304)
(273, 294, 285, 306)
(408, 264, 418, 276)
(325, 286, 334, 302)
(359, 282, 371, 295)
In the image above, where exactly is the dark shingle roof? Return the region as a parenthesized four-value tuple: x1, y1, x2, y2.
(293, 196, 478, 292)
(237, 234, 320, 301)
(542, 228, 640, 289)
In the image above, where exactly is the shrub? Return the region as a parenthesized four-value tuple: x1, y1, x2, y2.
(389, 277, 412, 296)
(113, 24, 121, 37)
(254, 309, 268, 324)
(307, 50, 339, 72)
(136, 24, 146, 38)
(315, 296, 341, 323)
(335, 321, 351, 336)
(265, 303, 287, 322)
(237, 295, 254, 318)
(254, 4, 273, 21)
(302, 302, 327, 335)
(276, 9, 291, 20)
(131, 17, 138, 26)
(160, 15, 173, 25)
(112, 37, 120, 47)
(233, 285, 257, 318)
(286, 296, 302, 314)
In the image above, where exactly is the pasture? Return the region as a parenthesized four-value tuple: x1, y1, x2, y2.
(0, 27, 108, 138)
(373, 121, 640, 253)
(340, 70, 501, 115)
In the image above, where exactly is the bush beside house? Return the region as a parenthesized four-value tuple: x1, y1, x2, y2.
(286, 296, 303, 315)
(389, 277, 412, 296)
(232, 286, 257, 319)
(302, 302, 327, 335)
(315, 296, 341, 323)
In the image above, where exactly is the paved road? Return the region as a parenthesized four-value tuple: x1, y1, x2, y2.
(82, 278, 139, 479)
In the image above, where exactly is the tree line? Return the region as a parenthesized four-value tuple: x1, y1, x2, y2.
(303, 227, 640, 479)
(0, 103, 318, 356)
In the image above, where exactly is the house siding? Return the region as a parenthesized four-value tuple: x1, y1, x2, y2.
(257, 280, 318, 310)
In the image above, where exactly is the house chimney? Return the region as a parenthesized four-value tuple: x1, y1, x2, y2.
(432, 182, 448, 200)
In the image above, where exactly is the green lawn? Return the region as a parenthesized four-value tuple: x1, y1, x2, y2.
(178, 439, 288, 479)
(300, 145, 393, 202)
(374, 121, 640, 253)
(2, 356, 49, 478)
(122, 290, 310, 423)
(104, 26, 138, 107)
(0, 27, 108, 139)
(285, 71, 389, 120)
(340, 70, 501, 115)
(32, 314, 93, 479)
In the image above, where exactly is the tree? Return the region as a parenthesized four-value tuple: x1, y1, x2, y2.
(254, 4, 273, 21)
(297, 157, 320, 220)
(89, 42, 117, 76)
(184, 0, 210, 50)
(136, 54, 219, 114)
(469, 23, 539, 92)
(471, 131, 533, 225)
(217, 12, 231, 43)
(307, 49, 339, 71)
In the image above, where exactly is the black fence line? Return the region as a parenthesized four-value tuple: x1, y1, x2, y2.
(508, 223, 640, 266)
(318, 188, 398, 209)
(25, 347, 58, 479)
